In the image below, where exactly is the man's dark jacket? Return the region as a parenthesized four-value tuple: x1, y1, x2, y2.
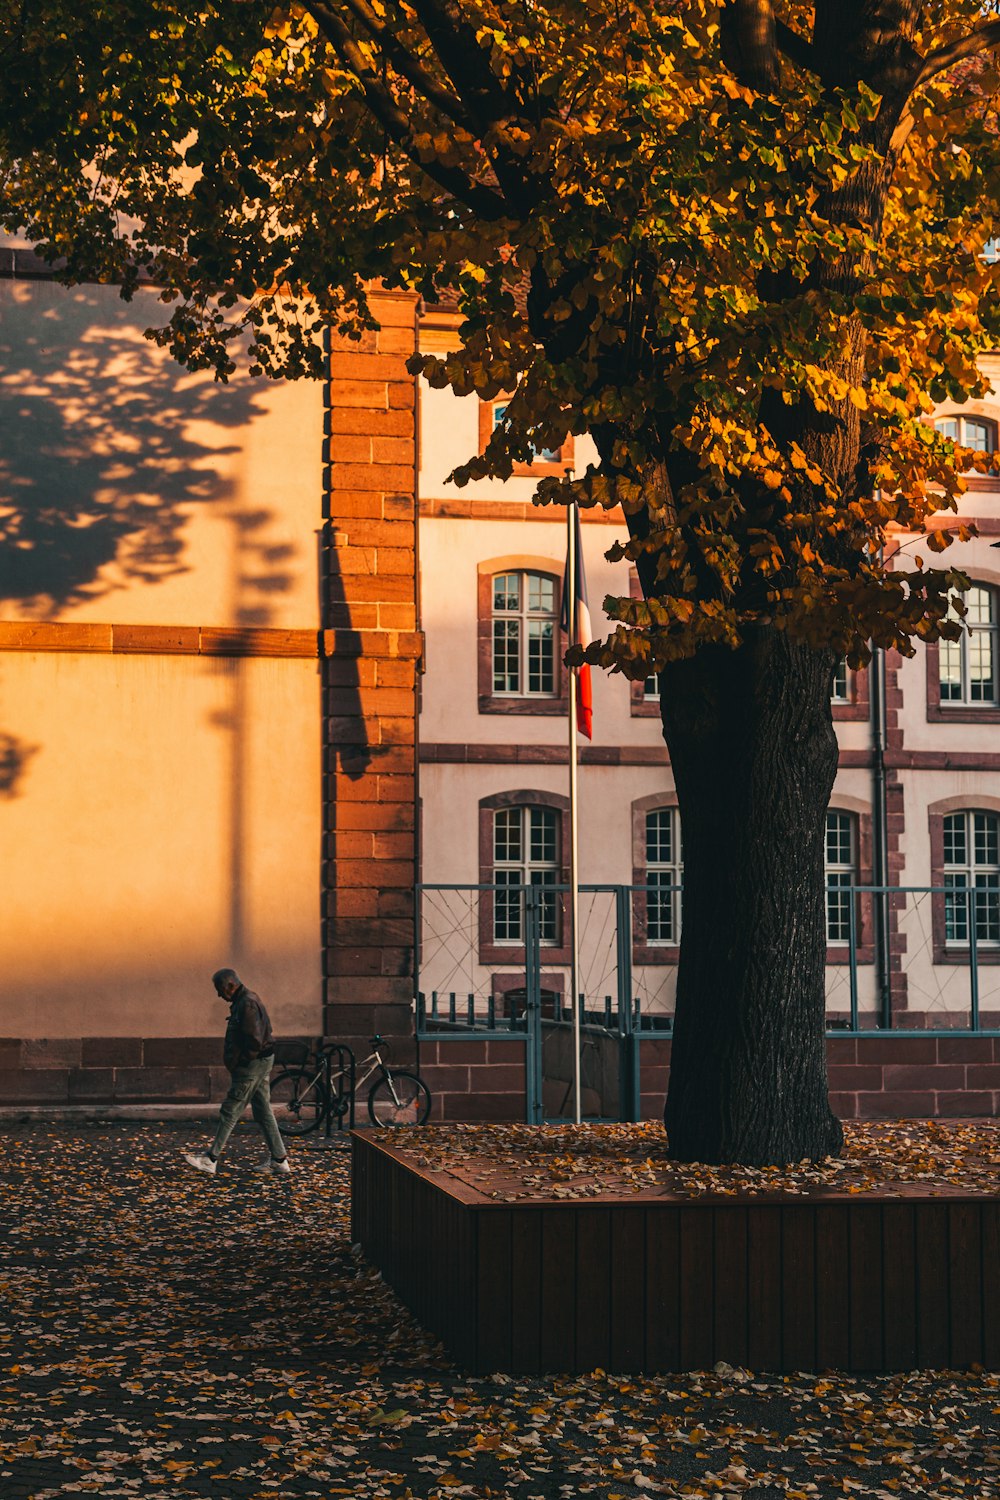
(223, 986, 275, 1071)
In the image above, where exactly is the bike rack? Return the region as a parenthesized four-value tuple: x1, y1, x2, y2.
(321, 1042, 356, 1135)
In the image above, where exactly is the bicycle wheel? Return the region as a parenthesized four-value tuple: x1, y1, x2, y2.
(270, 1068, 326, 1136)
(367, 1070, 432, 1126)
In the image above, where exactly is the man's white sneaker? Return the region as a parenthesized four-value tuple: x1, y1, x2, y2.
(254, 1156, 291, 1175)
(184, 1152, 218, 1176)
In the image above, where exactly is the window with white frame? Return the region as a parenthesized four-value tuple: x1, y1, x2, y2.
(939, 585, 998, 706)
(645, 808, 683, 943)
(943, 810, 1000, 947)
(933, 415, 997, 453)
(643, 672, 660, 700)
(492, 571, 558, 697)
(493, 805, 560, 943)
(831, 658, 850, 703)
(492, 402, 562, 463)
(825, 811, 856, 943)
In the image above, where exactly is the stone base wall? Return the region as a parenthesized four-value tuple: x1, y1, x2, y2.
(418, 1038, 526, 1122)
(641, 1035, 1000, 1122)
(3, 1033, 999, 1119)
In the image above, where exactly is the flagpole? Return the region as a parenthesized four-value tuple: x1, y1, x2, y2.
(567, 494, 582, 1126)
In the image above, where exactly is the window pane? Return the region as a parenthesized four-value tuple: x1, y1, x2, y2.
(492, 403, 509, 430)
(493, 572, 519, 612)
(943, 813, 967, 868)
(529, 808, 557, 864)
(493, 871, 522, 943)
(825, 812, 853, 867)
(493, 620, 520, 693)
(966, 587, 994, 627)
(646, 810, 672, 866)
(974, 813, 999, 868)
(644, 674, 659, 700)
(527, 620, 554, 693)
(825, 873, 852, 942)
(975, 875, 1000, 943)
(494, 808, 521, 864)
(531, 869, 559, 942)
(831, 658, 849, 702)
(935, 418, 959, 442)
(647, 871, 675, 943)
(963, 418, 994, 452)
(945, 873, 969, 943)
(939, 639, 963, 701)
(528, 573, 555, 614)
(970, 629, 996, 702)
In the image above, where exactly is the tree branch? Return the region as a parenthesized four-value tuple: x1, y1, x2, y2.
(334, 0, 475, 129)
(407, 0, 514, 126)
(774, 19, 818, 77)
(306, 1, 508, 219)
(914, 19, 1000, 91)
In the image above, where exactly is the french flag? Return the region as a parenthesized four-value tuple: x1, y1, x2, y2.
(561, 505, 593, 739)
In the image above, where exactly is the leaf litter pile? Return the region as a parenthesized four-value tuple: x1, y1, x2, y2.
(398, 1119, 1000, 1202)
(0, 1123, 996, 1500)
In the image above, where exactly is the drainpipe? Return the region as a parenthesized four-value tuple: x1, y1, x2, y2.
(871, 540, 892, 1029)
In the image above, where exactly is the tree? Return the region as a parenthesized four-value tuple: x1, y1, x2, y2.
(3, 0, 1000, 1163)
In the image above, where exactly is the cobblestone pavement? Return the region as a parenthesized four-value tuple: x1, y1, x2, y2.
(0, 1123, 997, 1499)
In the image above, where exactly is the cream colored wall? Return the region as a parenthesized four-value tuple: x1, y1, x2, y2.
(0, 651, 322, 1036)
(0, 279, 324, 628)
(419, 380, 600, 501)
(0, 277, 325, 1039)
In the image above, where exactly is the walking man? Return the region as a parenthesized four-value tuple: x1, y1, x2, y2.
(184, 969, 291, 1176)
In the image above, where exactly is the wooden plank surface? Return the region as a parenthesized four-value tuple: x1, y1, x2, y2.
(350, 1136, 1000, 1376)
(947, 1202, 983, 1368)
(713, 1207, 748, 1370)
(848, 1204, 884, 1372)
(511, 1209, 543, 1374)
(881, 1204, 917, 1371)
(575, 1209, 610, 1374)
(781, 1206, 816, 1373)
(477, 1209, 513, 1374)
(815, 1207, 850, 1371)
(747, 1206, 782, 1371)
(539, 1210, 577, 1373)
(915, 1204, 950, 1368)
(982, 1203, 1000, 1371)
(610, 1209, 645, 1371)
(645, 1208, 680, 1371)
(679, 1208, 714, 1371)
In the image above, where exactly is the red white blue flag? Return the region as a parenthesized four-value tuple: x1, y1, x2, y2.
(561, 505, 593, 739)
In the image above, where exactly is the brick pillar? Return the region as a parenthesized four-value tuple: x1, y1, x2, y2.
(322, 289, 421, 1051)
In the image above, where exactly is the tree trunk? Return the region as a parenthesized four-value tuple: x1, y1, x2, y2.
(660, 627, 844, 1166)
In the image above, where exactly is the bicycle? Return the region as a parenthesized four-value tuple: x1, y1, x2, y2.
(270, 1035, 432, 1133)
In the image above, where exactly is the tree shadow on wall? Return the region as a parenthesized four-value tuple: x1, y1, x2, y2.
(0, 280, 281, 808)
(0, 282, 267, 615)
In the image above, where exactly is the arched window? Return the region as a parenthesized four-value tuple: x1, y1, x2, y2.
(492, 803, 560, 944)
(825, 811, 857, 944)
(939, 585, 998, 706)
(645, 808, 683, 944)
(934, 415, 997, 453)
(943, 810, 1000, 947)
(477, 792, 569, 961)
(491, 570, 558, 697)
(478, 398, 574, 476)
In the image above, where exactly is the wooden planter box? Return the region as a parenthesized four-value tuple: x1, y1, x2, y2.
(351, 1133, 1000, 1374)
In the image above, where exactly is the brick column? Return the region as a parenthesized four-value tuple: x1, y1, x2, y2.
(322, 289, 421, 1051)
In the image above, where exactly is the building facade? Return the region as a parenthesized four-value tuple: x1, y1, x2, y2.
(1, 264, 999, 1117)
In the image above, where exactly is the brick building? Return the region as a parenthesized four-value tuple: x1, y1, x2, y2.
(1, 259, 999, 1119)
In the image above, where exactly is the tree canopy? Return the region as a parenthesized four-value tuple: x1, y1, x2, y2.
(2, 2, 1000, 679)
